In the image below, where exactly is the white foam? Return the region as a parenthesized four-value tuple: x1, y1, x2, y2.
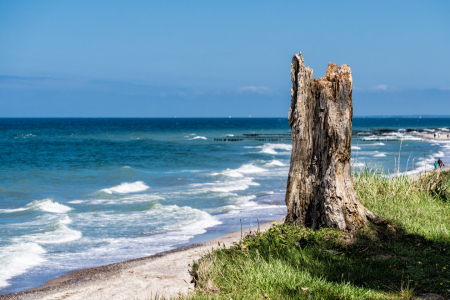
(0, 242, 46, 288)
(362, 132, 423, 141)
(374, 153, 386, 157)
(70, 204, 221, 264)
(433, 151, 445, 159)
(393, 164, 435, 178)
(0, 198, 72, 214)
(101, 181, 149, 194)
(190, 176, 259, 194)
(0, 207, 28, 213)
(351, 162, 366, 168)
(265, 160, 285, 167)
(396, 150, 447, 177)
(212, 163, 268, 179)
(352, 146, 361, 150)
(59, 215, 73, 225)
(439, 128, 449, 132)
(90, 194, 164, 205)
(212, 169, 245, 178)
(67, 200, 86, 204)
(18, 218, 82, 245)
(14, 133, 37, 140)
(186, 134, 207, 140)
(372, 142, 385, 146)
(35, 198, 73, 213)
(236, 164, 267, 174)
(210, 178, 260, 193)
(257, 143, 292, 155)
(261, 147, 278, 154)
(234, 195, 258, 206)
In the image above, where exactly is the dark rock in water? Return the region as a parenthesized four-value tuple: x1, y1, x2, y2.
(285, 52, 379, 232)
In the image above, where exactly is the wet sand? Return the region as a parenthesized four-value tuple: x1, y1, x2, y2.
(0, 218, 284, 300)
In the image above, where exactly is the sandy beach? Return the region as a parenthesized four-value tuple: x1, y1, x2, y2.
(417, 131, 450, 141)
(1, 219, 284, 300)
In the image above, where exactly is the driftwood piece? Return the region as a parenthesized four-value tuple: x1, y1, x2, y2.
(285, 52, 378, 232)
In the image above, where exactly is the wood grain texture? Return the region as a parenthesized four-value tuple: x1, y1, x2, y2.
(285, 52, 376, 232)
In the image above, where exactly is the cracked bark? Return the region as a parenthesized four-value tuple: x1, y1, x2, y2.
(285, 52, 378, 232)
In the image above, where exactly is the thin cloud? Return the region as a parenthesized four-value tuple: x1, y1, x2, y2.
(238, 86, 272, 95)
(0, 75, 89, 90)
(372, 84, 388, 91)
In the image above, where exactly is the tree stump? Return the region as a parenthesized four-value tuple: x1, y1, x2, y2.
(285, 52, 377, 232)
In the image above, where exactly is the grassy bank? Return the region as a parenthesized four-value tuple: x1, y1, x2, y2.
(187, 171, 450, 299)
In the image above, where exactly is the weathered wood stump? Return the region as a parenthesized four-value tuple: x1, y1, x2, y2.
(285, 52, 377, 232)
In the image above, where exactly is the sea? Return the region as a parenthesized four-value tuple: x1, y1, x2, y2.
(1, 117, 449, 294)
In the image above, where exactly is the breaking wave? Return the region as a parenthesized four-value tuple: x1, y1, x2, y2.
(100, 181, 149, 194)
(0, 198, 72, 214)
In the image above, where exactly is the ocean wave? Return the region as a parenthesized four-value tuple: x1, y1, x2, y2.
(374, 153, 386, 157)
(0, 198, 72, 214)
(351, 162, 366, 168)
(69, 204, 221, 263)
(264, 160, 285, 167)
(209, 178, 260, 193)
(18, 217, 82, 245)
(212, 163, 267, 179)
(189, 176, 259, 194)
(100, 181, 149, 194)
(260, 144, 292, 155)
(357, 142, 384, 147)
(236, 164, 267, 174)
(234, 195, 258, 206)
(0, 207, 29, 213)
(185, 133, 207, 140)
(246, 143, 291, 155)
(67, 200, 86, 204)
(211, 169, 245, 178)
(351, 146, 361, 150)
(0, 242, 46, 288)
(34, 198, 73, 213)
(90, 194, 164, 205)
(203, 195, 258, 214)
(408, 150, 446, 175)
(362, 132, 423, 141)
(13, 133, 37, 139)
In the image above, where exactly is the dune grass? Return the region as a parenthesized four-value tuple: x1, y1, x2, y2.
(187, 170, 450, 299)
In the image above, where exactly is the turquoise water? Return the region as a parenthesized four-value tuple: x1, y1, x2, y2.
(0, 117, 449, 294)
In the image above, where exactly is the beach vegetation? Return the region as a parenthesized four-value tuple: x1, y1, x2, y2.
(188, 170, 450, 299)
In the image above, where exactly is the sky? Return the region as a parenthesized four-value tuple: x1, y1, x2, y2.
(0, 1, 449, 117)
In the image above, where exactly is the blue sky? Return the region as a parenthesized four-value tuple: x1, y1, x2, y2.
(0, 1, 449, 117)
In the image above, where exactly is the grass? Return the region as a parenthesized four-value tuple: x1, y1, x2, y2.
(187, 170, 450, 299)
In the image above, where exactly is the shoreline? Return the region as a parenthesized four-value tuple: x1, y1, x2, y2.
(2, 172, 448, 299)
(2, 130, 449, 299)
(0, 218, 285, 300)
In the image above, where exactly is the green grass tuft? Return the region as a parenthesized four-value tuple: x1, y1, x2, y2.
(188, 171, 450, 299)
